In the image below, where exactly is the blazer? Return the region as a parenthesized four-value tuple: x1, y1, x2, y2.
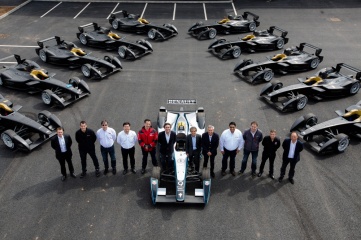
(158, 131, 176, 155)
(282, 138, 303, 162)
(186, 134, 202, 155)
(51, 134, 73, 158)
(201, 132, 219, 156)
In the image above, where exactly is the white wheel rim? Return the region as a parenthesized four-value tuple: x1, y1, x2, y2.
(277, 39, 284, 49)
(118, 48, 126, 58)
(264, 71, 273, 82)
(310, 59, 319, 69)
(209, 30, 216, 39)
(249, 23, 256, 31)
(39, 50, 47, 62)
(81, 65, 91, 77)
(42, 92, 51, 105)
(233, 48, 241, 58)
(2, 133, 14, 148)
(112, 20, 118, 29)
(338, 138, 349, 152)
(148, 30, 155, 39)
(350, 82, 360, 94)
(80, 34, 87, 45)
(297, 97, 307, 109)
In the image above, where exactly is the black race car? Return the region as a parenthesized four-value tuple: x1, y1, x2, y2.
(76, 23, 153, 60)
(290, 101, 361, 154)
(109, 10, 178, 41)
(0, 55, 90, 108)
(260, 63, 361, 112)
(208, 26, 289, 59)
(35, 36, 122, 79)
(188, 12, 260, 40)
(234, 43, 324, 84)
(0, 94, 62, 151)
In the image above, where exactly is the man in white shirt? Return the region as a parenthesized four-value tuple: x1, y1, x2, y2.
(96, 120, 117, 175)
(117, 122, 138, 175)
(219, 122, 245, 176)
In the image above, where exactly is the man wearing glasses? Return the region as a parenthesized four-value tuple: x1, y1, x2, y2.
(96, 120, 117, 175)
(186, 126, 202, 173)
(219, 122, 244, 176)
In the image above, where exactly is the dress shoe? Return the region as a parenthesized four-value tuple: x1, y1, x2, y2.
(269, 174, 275, 180)
(104, 169, 109, 175)
(141, 169, 146, 174)
(70, 173, 77, 178)
(95, 169, 100, 177)
(211, 172, 215, 178)
(238, 170, 244, 175)
(61, 176, 66, 181)
(221, 171, 226, 176)
(80, 172, 86, 178)
(278, 177, 283, 183)
(288, 178, 294, 184)
(230, 171, 236, 176)
(257, 172, 263, 177)
(252, 172, 257, 178)
(123, 169, 128, 175)
(112, 168, 116, 175)
(131, 169, 136, 174)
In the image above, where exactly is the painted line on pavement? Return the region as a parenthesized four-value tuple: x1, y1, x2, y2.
(74, 2, 91, 19)
(40, 2, 62, 18)
(107, 3, 119, 19)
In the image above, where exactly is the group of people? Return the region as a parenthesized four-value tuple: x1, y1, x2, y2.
(51, 119, 303, 184)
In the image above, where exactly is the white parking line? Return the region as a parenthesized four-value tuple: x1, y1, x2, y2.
(0, 62, 16, 64)
(0, 55, 16, 62)
(203, 3, 207, 20)
(40, 2, 62, 18)
(173, 3, 176, 21)
(141, 3, 148, 18)
(74, 2, 91, 19)
(0, 45, 37, 48)
(107, 3, 119, 19)
(231, 1, 237, 16)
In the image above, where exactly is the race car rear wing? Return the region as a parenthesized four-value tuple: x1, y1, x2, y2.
(242, 11, 259, 21)
(299, 43, 323, 57)
(269, 26, 288, 38)
(37, 36, 62, 48)
(78, 22, 100, 33)
(335, 63, 361, 81)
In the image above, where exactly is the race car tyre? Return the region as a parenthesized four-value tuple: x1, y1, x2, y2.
(335, 133, 349, 152)
(202, 167, 210, 180)
(296, 95, 308, 111)
(69, 77, 81, 88)
(0, 76, 3, 86)
(81, 64, 92, 78)
(41, 90, 53, 106)
(118, 46, 127, 59)
(271, 80, 283, 91)
(38, 110, 52, 126)
(1, 130, 17, 149)
(208, 28, 217, 39)
(276, 39, 285, 49)
(248, 22, 257, 31)
(309, 58, 320, 69)
(79, 33, 88, 45)
(39, 49, 48, 63)
(349, 82, 360, 95)
(303, 113, 318, 127)
(151, 166, 161, 181)
(148, 29, 157, 40)
(232, 46, 241, 58)
(263, 69, 274, 82)
(112, 20, 119, 30)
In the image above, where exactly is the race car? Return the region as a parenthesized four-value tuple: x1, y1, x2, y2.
(260, 63, 361, 112)
(109, 10, 178, 41)
(0, 94, 62, 151)
(76, 23, 153, 60)
(208, 26, 289, 59)
(0, 55, 90, 108)
(290, 101, 361, 154)
(150, 106, 211, 205)
(35, 36, 122, 79)
(234, 43, 324, 84)
(188, 12, 260, 40)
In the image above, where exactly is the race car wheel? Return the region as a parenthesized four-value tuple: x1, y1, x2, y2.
(309, 58, 320, 69)
(38, 110, 52, 126)
(118, 46, 127, 59)
(232, 46, 241, 58)
(202, 167, 211, 180)
(276, 39, 285, 49)
(263, 70, 274, 82)
(151, 166, 161, 181)
(1, 130, 17, 149)
(296, 95, 308, 111)
(304, 113, 318, 127)
(69, 77, 81, 88)
(79, 33, 88, 45)
(112, 20, 119, 30)
(349, 82, 360, 95)
(41, 90, 53, 106)
(81, 64, 92, 78)
(148, 29, 157, 40)
(208, 28, 217, 39)
(335, 133, 349, 152)
(39, 49, 48, 63)
(248, 22, 257, 31)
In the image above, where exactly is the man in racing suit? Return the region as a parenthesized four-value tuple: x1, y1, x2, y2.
(138, 119, 158, 174)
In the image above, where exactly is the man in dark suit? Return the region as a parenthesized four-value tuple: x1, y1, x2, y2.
(186, 126, 202, 172)
(158, 123, 176, 170)
(51, 127, 76, 181)
(202, 125, 219, 178)
(278, 132, 304, 184)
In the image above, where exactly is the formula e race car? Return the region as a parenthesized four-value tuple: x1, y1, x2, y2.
(109, 10, 178, 40)
(150, 106, 211, 205)
(188, 12, 260, 40)
(234, 43, 323, 84)
(0, 94, 62, 151)
(290, 101, 361, 154)
(208, 26, 289, 59)
(260, 63, 361, 112)
(0, 55, 90, 108)
(35, 36, 122, 79)
(76, 23, 153, 60)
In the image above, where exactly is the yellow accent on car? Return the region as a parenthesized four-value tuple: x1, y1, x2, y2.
(271, 53, 287, 61)
(304, 76, 323, 85)
(242, 35, 255, 41)
(218, 18, 230, 24)
(30, 69, 49, 80)
(138, 18, 149, 24)
(108, 32, 121, 40)
(343, 109, 361, 122)
(71, 48, 86, 56)
(0, 103, 13, 115)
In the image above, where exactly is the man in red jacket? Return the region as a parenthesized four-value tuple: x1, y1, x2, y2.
(138, 119, 158, 174)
